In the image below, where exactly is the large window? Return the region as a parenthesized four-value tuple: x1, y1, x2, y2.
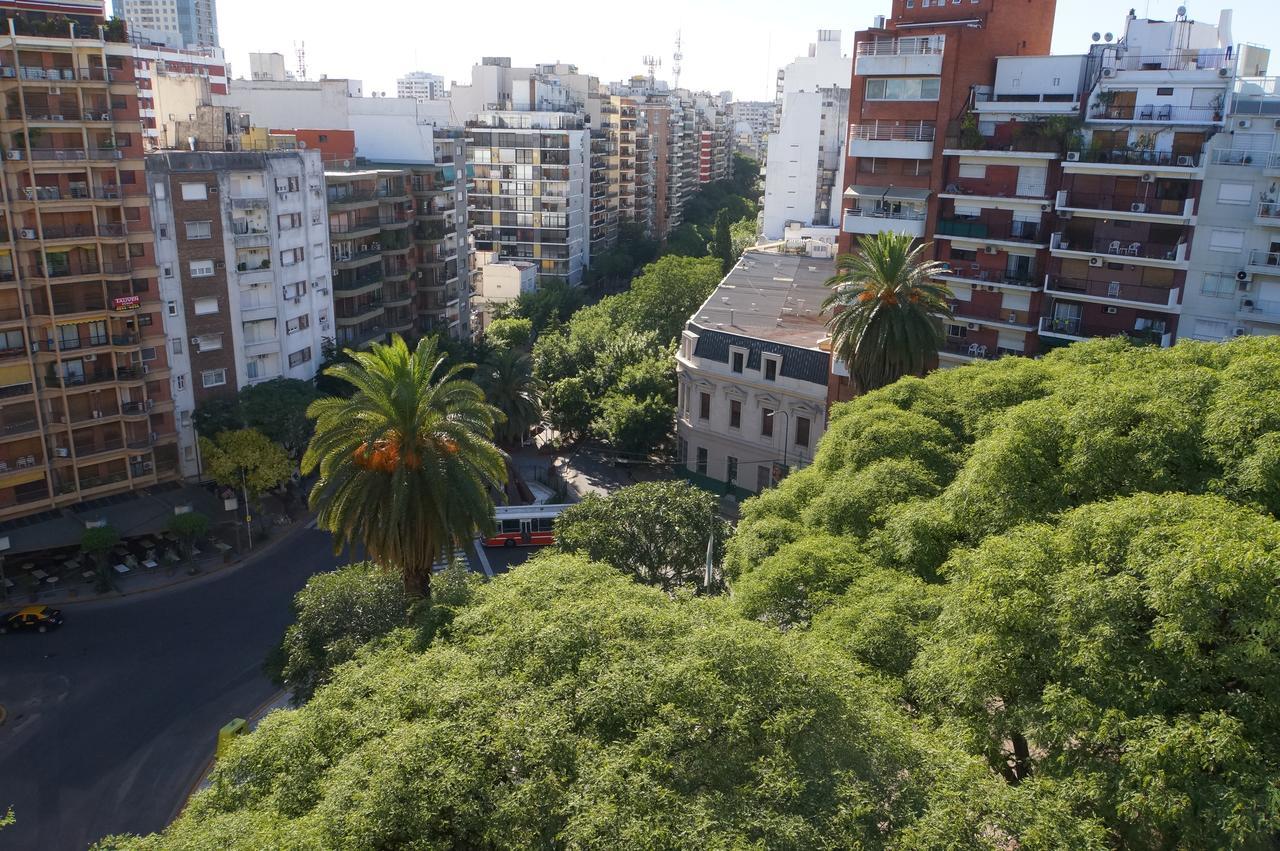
(699, 392, 711, 420)
(795, 416, 812, 448)
(865, 77, 940, 101)
(189, 259, 214, 278)
(201, 368, 226, 388)
(184, 221, 212, 240)
(729, 399, 742, 429)
(180, 182, 207, 201)
(761, 408, 774, 437)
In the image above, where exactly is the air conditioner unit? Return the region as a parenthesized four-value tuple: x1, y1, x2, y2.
(1273, 119, 1280, 131)
(190, 337, 200, 345)
(1175, 155, 1195, 167)
(1140, 173, 1155, 183)
(984, 246, 999, 255)
(54, 447, 69, 458)
(1065, 151, 1081, 162)
(986, 285, 999, 292)
(214, 260, 225, 269)
(5, 150, 22, 160)
(1040, 203, 1052, 212)
(1234, 327, 1247, 336)
(1130, 202, 1147, 213)
(207, 184, 218, 193)
(1236, 119, 1253, 130)
(83, 353, 96, 362)
(19, 228, 35, 239)
(1237, 270, 1253, 283)
(317, 287, 328, 296)
(1101, 68, 1116, 78)
(100, 113, 110, 122)
(48, 86, 61, 96)
(1089, 256, 1104, 267)
(1007, 311, 1018, 322)
(965, 322, 978, 331)
(1242, 298, 1256, 309)
(1104, 306, 1119, 315)
(1218, 67, 1231, 78)
(293, 296, 301, 305)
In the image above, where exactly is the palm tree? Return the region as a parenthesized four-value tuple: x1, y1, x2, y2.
(475, 347, 541, 446)
(823, 231, 953, 394)
(302, 335, 506, 599)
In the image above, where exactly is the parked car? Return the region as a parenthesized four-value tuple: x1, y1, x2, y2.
(0, 605, 64, 634)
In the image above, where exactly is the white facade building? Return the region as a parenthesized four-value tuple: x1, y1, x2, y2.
(397, 72, 446, 101)
(147, 151, 334, 477)
(762, 30, 852, 240)
(676, 247, 834, 495)
(114, 0, 219, 50)
(474, 254, 537, 329)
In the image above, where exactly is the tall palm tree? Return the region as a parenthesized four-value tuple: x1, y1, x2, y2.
(475, 347, 541, 446)
(302, 335, 506, 599)
(823, 231, 953, 393)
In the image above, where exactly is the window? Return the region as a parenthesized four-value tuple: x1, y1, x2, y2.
(729, 399, 742, 429)
(180, 182, 207, 201)
(865, 77, 941, 101)
(1208, 228, 1246, 253)
(189, 259, 214, 278)
(795, 416, 812, 448)
(726, 456, 738, 484)
(166, 300, 178, 316)
(184, 220, 212, 240)
(763, 356, 779, 381)
(163, 265, 173, 279)
(695, 447, 708, 475)
(171, 337, 183, 354)
(243, 319, 276, 343)
(731, 349, 745, 373)
(195, 333, 223, 352)
(201, 368, 226, 387)
(140, 346, 157, 362)
(1156, 86, 1175, 96)
(958, 163, 987, 179)
(280, 247, 304, 267)
(285, 314, 310, 334)
(193, 296, 219, 315)
(158, 225, 168, 239)
(176, 374, 186, 391)
(1200, 273, 1237, 298)
(288, 346, 312, 368)
(699, 392, 711, 420)
(274, 176, 300, 193)
(761, 408, 774, 437)
(947, 324, 968, 339)
(282, 280, 307, 300)
(278, 212, 302, 230)
(1217, 182, 1254, 205)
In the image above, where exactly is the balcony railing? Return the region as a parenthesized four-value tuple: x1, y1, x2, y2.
(1211, 149, 1270, 167)
(849, 121, 935, 142)
(1067, 148, 1201, 168)
(1257, 202, 1280, 223)
(845, 206, 928, 222)
(1248, 249, 1280, 268)
(935, 266, 1038, 288)
(936, 219, 1048, 244)
(1040, 315, 1083, 336)
(1091, 104, 1221, 123)
(1053, 235, 1185, 262)
(855, 36, 944, 56)
(1045, 275, 1177, 306)
(1057, 191, 1192, 217)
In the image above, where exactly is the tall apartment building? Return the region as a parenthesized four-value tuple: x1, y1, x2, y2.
(1186, 75, 1280, 341)
(396, 71, 445, 101)
(112, 0, 218, 50)
(129, 43, 228, 149)
(1038, 12, 1239, 352)
(0, 3, 180, 520)
(146, 150, 333, 478)
(729, 100, 775, 158)
(692, 91, 731, 184)
(763, 30, 851, 240)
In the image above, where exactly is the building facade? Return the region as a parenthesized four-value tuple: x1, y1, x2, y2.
(0, 3, 180, 520)
(396, 71, 444, 101)
(146, 150, 332, 478)
(113, 0, 218, 50)
(763, 30, 852, 240)
(676, 247, 832, 495)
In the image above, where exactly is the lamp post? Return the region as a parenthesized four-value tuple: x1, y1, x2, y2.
(0, 535, 10, 604)
(766, 409, 790, 485)
(240, 467, 253, 550)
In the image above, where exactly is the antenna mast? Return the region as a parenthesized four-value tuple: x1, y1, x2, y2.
(294, 40, 307, 81)
(642, 54, 661, 88)
(672, 30, 683, 89)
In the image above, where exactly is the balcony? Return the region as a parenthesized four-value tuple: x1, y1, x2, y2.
(935, 218, 1049, 249)
(938, 339, 1008, 362)
(1063, 148, 1203, 176)
(1238, 297, 1280, 324)
(1247, 249, 1280, 274)
(1050, 232, 1188, 267)
(1038, 314, 1172, 347)
(854, 36, 944, 77)
(1089, 103, 1222, 125)
(1255, 202, 1280, 228)
(1044, 275, 1180, 310)
(849, 122, 935, 160)
(842, 207, 928, 238)
(934, 266, 1039, 291)
(330, 218, 381, 238)
(1054, 190, 1195, 222)
(949, 299, 1035, 331)
(332, 249, 382, 270)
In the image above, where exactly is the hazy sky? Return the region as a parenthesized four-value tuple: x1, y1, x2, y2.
(215, 0, 1275, 101)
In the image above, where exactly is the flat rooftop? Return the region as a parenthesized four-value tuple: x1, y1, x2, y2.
(689, 248, 834, 349)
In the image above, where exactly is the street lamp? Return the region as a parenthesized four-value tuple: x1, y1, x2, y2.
(766, 409, 791, 484)
(0, 535, 10, 603)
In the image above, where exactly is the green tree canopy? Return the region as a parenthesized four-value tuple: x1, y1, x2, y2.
(167, 512, 210, 561)
(199, 428, 292, 501)
(191, 396, 243, 438)
(554, 481, 730, 592)
(474, 347, 541, 446)
(238, 379, 321, 454)
(483, 316, 533, 350)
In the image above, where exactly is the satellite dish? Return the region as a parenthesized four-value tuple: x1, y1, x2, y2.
(1104, 32, 1114, 42)
(1092, 32, 1101, 42)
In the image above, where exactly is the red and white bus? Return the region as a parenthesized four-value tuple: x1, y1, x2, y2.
(482, 504, 572, 548)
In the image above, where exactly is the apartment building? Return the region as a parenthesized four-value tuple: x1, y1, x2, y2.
(0, 3, 180, 520)
(1167, 74, 1279, 342)
(1038, 12, 1240, 352)
(129, 44, 228, 149)
(472, 252, 535, 329)
(396, 71, 445, 101)
(729, 100, 774, 158)
(676, 246, 833, 495)
(763, 30, 852, 240)
(146, 150, 332, 477)
(692, 91, 732, 184)
(412, 133, 473, 338)
(113, 0, 218, 50)
(324, 166, 414, 348)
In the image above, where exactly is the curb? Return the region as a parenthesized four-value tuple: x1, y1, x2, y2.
(45, 519, 316, 611)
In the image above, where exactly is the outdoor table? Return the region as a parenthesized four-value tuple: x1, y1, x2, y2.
(143, 560, 158, 569)
(81, 571, 96, 580)
(19, 562, 34, 571)
(214, 542, 231, 552)
(113, 563, 130, 574)
(30, 569, 48, 580)
(64, 560, 80, 570)
(190, 547, 202, 556)
(45, 576, 59, 586)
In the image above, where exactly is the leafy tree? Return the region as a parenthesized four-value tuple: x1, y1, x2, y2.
(199, 429, 292, 508)
(541, 375, 594, 439)
(266, 561, 413, 702)
(910, 493, 1280, 847)
(664, 221, 708, 257)
(483, 316, 533, 350)
(313, 339, 357, 398)
(729, 215, 757, 257)
(166, 512, 210, 564)
(512, 278, 586, 335)
(555, 481, 730, 592)
(191, 396, 242, 438)
(81, 525, 120, 589)
(474, 347, 541, 446)
(302, 336, 505, 599)
(712, 208, 734, 273)
(238, 378, 320, 454)
(824, 231, 954, 393)
(108, 557, 1063, 850)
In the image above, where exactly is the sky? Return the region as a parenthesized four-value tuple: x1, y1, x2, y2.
(213, 0, 1276, 102)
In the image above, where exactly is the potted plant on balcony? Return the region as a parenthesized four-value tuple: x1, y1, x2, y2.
(1092, 90, 1118, 117)
(259, 258, 271, 269)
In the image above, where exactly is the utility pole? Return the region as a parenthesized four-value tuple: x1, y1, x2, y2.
(241, 467, 253, 550)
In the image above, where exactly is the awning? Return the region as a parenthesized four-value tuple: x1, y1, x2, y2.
(844, 185, 932, 202)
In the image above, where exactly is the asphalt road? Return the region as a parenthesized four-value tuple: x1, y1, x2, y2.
(0, 527, 347, 850)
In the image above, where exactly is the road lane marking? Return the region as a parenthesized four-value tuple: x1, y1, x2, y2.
(473, 538, 494, 579)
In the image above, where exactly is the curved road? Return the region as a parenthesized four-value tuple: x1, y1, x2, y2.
(0, 527, 344, 850)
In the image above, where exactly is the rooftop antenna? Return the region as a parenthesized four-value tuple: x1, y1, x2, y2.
(643, 54, 661, 88)
(672, 30, 683, 90)
(294, 40, 307, 81)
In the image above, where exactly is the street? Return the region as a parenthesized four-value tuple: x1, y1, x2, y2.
(0, 528, 347, 850)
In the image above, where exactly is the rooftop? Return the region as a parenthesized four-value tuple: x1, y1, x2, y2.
(689, 247, 834, 349)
